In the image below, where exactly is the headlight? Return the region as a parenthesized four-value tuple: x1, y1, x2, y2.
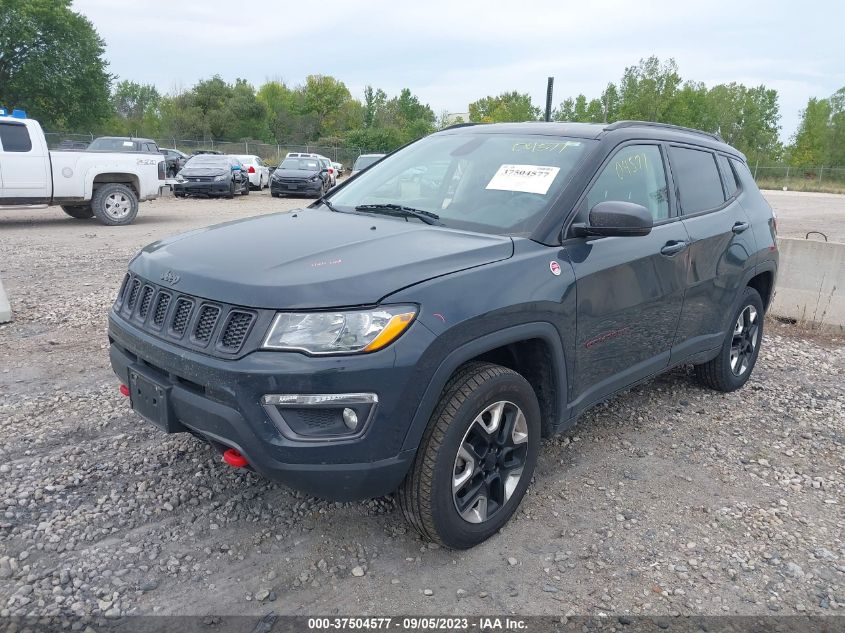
(263, 305, 417, 354)
(214, 174, 227, 181)
(309, 176, 319, 182)
(175, 174, 186, 182)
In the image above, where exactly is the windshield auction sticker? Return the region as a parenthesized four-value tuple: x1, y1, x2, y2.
(485, 164, 560, 195)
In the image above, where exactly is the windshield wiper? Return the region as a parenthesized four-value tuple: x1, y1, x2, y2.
(354, 203, 442, 225)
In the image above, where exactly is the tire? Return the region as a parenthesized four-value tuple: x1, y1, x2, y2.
(225, 180, 235, 199)
(694, 286, 764, 392)
(61, 204, 93, 219)
(91, 183, 139, 226)
(398, 362, 541, 549)
(241, 179, 250, 195)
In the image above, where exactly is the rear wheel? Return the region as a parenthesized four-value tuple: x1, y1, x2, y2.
(91, 184, 138, 226)
(398, 362, 540, 549)
(61, 204, 93, 219)
(694, 286, 764, 392)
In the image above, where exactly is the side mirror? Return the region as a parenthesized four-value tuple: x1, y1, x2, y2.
(572, 201, 653, 238)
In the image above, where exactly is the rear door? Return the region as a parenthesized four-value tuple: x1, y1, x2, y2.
(566, 142, 690, 411)
(0, 121, 50, 204)
(668, 145, 755, 361)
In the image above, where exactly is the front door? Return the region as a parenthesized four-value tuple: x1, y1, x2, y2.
(0, 121, 49, 204)
(565, 143, 689, 412)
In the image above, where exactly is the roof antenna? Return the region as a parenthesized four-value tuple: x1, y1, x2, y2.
(544, 77, 554, 122)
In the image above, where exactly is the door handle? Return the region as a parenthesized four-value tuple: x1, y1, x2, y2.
(732, 221, 750, 234)
(660, 241, 688, 256)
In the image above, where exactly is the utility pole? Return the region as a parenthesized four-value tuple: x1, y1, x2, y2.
(544, 77, 554, 122)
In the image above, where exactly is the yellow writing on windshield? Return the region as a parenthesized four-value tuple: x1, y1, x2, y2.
(512, 141, 581, 153)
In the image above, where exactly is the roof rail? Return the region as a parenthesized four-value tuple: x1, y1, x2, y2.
(605, 120, 723, 142)
(442, 121, 479, 130)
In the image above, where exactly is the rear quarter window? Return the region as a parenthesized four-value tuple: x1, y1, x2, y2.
(0, 123, 33, 152)
(669, 146, 725, 214)
(717, 155, 740, 198)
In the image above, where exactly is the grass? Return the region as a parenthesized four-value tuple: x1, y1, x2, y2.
(756, 178, 845, 195)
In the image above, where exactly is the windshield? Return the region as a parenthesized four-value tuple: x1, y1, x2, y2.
(281, 158, 320, 170)
(88, 138, 138, 151)
(331, 134, 594, 235)
(353, 155, 383, 171)
(185, 155, 230, 168)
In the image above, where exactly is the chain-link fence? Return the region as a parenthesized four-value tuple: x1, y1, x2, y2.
(752, 164, 845, 194)
(43, 133, 369, 169)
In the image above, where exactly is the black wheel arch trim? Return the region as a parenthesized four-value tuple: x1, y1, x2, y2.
(400, 322, 568, 453)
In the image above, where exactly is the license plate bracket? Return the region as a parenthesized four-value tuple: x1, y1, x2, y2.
(128, 367, 180, 433)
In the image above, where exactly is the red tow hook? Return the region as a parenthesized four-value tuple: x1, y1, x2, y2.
(119, 384, 130, 397)
(222, 448, 248, 468)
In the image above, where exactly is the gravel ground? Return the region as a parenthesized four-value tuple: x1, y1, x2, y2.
(0, 191, 843, 622)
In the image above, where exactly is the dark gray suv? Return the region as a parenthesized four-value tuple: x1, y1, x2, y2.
(108, 121, 778, 548)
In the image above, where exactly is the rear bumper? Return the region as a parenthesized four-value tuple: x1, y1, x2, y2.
(173, 181, 230, 196)
(107, 313, 433, 500)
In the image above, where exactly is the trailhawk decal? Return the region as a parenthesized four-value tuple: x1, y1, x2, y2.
(485, 164, 560, 195)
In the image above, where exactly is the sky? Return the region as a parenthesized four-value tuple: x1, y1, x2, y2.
(72, 0, 845, 142)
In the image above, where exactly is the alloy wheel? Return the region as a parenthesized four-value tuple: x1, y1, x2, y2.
(103, 192, 131, 220)
(452, 400, 529, 524)
(730, 305, 759, 376)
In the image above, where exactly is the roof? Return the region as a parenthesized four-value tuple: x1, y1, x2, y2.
(435, 120, 737, 154)
(94, 136, 156, 143)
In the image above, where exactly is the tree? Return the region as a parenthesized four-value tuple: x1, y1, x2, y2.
(617, 56, 682, 122)
(469, 91, 539, 123)
(363, 85, 386, 128)
(791, 97, 832, 166)
(0, 0, 112, 129)
(301, 75, 354, 138)
(111, 80, 160, 135)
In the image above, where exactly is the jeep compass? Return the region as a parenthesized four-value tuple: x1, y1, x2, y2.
(109, 121, 778, 548)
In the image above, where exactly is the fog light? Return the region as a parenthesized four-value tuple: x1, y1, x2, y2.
(342, 407, 358, 431)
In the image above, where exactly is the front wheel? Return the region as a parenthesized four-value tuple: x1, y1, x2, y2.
(61, 204, 93, 219)
(398, 362, 541, 549)
(91, 184, 139, 226)
(694, 286, 764, 392)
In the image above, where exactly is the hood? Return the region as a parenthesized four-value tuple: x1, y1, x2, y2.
(129, 208, 513, 309)
(180, 166, 229, 177)
(274, 169, 319, 179)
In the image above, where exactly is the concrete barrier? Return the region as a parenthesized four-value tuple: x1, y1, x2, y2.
(0, 275, 11, 323)
(771, 237, 844, 329)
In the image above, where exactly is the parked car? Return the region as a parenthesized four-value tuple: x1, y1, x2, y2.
(317, 156, 336, 187)
(87, 136, 160, 154)
(332, 161, 344, 176)
(0, 110, 165, 225)
(350, 153, 385, 176)
(192, 149, 222, 156)
(56, 139, 89, 150)
(233, 155, 270, 190)
(159, 148, 189, 178)
(285, 152, 319, 159)
(173, 155, 250, 198)
(108, 120, 777, 548)
(269, 156, 329, 197)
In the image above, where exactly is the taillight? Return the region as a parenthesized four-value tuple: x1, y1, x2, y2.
(248, 165, 256, 173)
(157, 161, 166, 180)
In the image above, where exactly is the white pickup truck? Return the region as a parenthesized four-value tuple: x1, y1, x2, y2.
(0, 109, 165, 226)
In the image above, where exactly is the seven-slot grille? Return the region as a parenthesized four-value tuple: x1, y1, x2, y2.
(113, 273, 257, 355)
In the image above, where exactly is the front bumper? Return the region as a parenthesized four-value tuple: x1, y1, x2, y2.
(108, 312, 435, 500)
(270, 179, 323, 196)
(173, 181, 231, 196)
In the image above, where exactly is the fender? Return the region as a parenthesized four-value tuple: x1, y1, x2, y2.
(400, 321, 568, 453)
(84, 168, 141, 200)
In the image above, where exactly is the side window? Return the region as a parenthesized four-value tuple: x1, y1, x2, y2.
(0, 123, 33, 152)
(585, 144, 669, 221)
(717, 155, 739, 198)
(669, 146, 725, 214)
(730, 158, 755, 189)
